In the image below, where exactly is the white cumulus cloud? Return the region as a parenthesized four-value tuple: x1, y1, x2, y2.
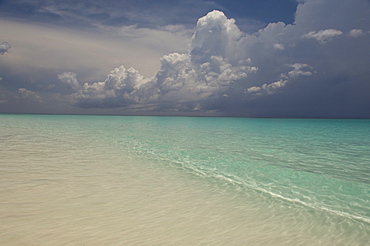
(348, 29, 363, 37)
(273, 43, 285, 50)
(71, 10, 257, 111)
(0, 42, 11, 55)
(303, 29, 343, 43)
(247, 63, 314, 96)
(52, 0, 370, 117)
(18, 88, 42, 102)
(57, 72, 80, 90)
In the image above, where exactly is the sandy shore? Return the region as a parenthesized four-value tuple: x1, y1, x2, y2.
(3, 151, 367, 246)
(1, 120, 368, 245)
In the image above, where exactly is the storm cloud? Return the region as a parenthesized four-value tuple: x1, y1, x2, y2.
(62, 10, 258, 112)
(57, 0, 370, 117)
(2, 0, 370, 117)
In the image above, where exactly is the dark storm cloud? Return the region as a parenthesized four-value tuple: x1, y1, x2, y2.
(1, 0, 369, 118)
(213, 0, 298, 27)
(0, 0, 220, 29)
(60, 11, 257, 112)
(0, 0, 297, 32)
(57, 0, 369, 118)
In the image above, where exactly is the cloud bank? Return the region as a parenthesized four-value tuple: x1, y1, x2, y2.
(3, 0, 370, 118)
(62, 11, 259, 112)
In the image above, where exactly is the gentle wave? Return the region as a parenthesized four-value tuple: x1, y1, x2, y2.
(125, 139, 370, 225)
(166, 156, 370, 224)
(2, 114, 370, 245)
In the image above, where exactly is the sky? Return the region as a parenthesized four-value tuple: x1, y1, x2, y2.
(0, 0, 369, 118)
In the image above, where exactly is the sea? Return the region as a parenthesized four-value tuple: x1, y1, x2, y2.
(1, 114, 369, 245)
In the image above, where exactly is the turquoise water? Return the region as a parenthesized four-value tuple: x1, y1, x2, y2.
(1, 114, 370, 245)
(88, 116, 370, 222)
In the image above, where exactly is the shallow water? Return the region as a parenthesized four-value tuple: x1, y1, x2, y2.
(1, 114, 369, 245)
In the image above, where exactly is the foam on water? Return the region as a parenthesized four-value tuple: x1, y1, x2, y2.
(98, 116, 370, 222)
(1, 114, 370, 245)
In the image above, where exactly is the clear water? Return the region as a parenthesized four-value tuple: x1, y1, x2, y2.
(1, 114, 369, 245)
